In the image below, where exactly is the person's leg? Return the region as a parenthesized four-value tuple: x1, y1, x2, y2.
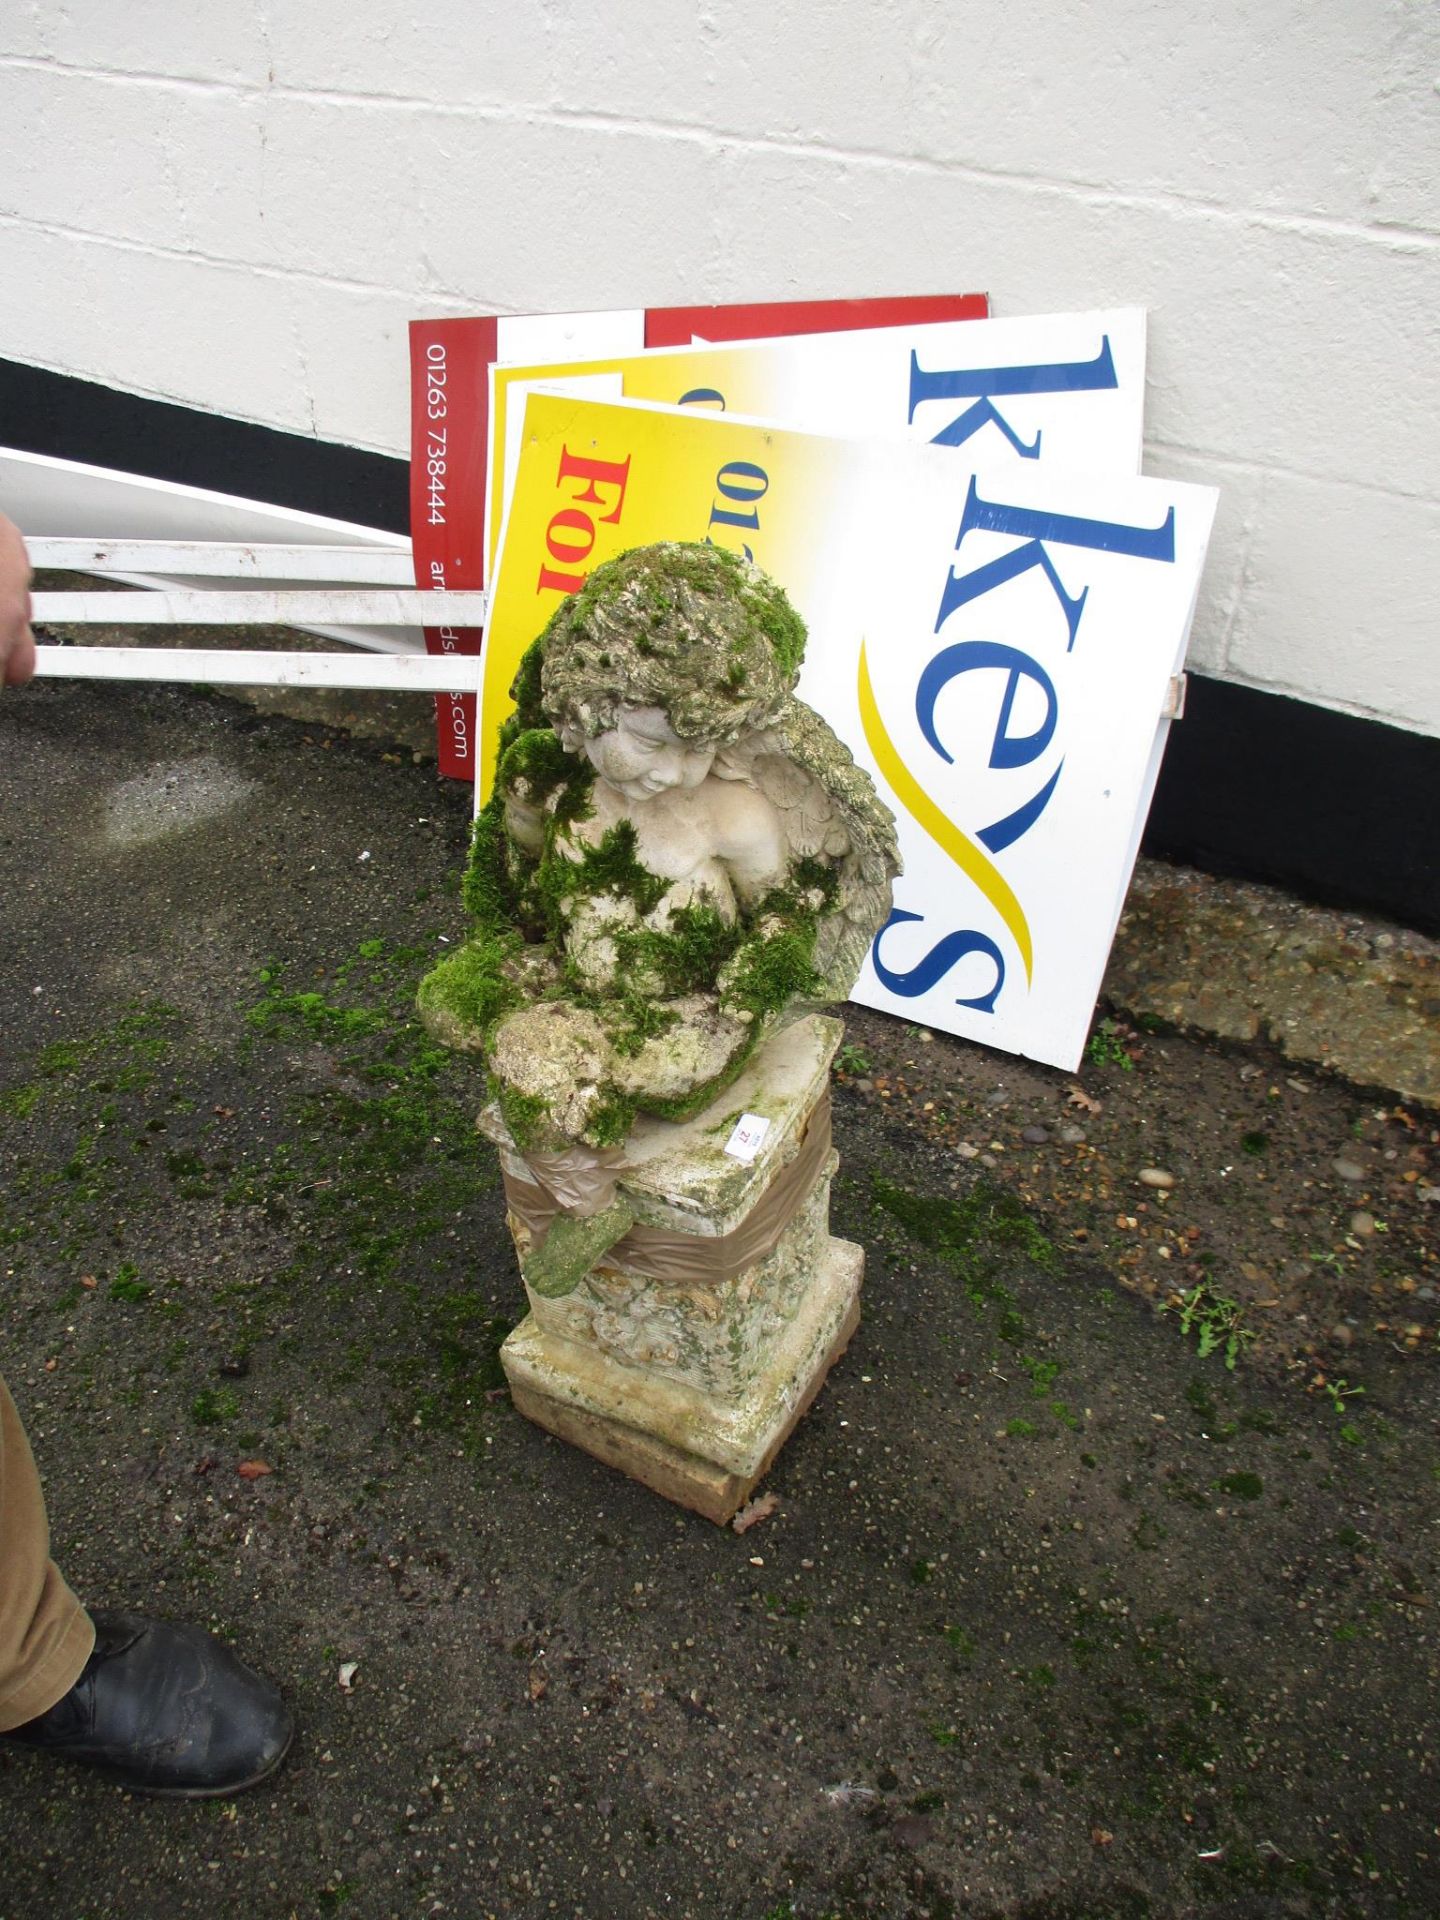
(0, 1371, 94, 1732)
(0, 1371, 293, 1795)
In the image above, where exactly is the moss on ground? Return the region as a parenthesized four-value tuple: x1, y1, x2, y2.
(872, 1174, 1056, 1304)
(1, 937, 507, 1451)
(872, 1173, 1071, 1415)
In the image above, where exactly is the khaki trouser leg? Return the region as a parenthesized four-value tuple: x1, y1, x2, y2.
(0, 1372, 94, 1731)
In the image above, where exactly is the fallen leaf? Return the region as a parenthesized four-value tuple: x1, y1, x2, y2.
(236, 1458, 273, 1480)
(79, 1274, 97, 1290)
(528, 1661, 549, 1702)
(731, 1490, 780, 1534)
(1091, 1827, 1114, 1848)
(1066, 1084, 1103, 1114)
(212, 1106, 236, 1119)
(337, 1661, 359, 1693)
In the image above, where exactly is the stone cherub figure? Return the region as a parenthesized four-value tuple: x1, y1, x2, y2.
(420, 542, 899, 1295)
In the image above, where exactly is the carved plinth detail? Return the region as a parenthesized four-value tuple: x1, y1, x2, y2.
(493, 1015, 861, 1521)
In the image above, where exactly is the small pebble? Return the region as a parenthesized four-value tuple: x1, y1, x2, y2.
(1417, 1286, 1436, 1302)
(1329, 1324, 1354, 1347)
(1021, 1125, 1049, 1145)
(1058, 1124, 1086, 1146)
(853, 1078, 874, 1093)
(955, 1142, 979, 1160)
(1139, 1168, 1174, 1190)
(1332, 1159, 1366, 1183)
(1418, 1186, 1439, 1205)
(1349, 1211, 1376, 1237)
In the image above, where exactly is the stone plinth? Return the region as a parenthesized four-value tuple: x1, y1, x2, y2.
(487, 1014, 862, 1523)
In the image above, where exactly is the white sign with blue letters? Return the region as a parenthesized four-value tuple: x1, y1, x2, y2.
(796, 444, 1219, 1069)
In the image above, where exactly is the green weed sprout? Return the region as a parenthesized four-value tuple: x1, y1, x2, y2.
(1166, 1281, 1255, 1370)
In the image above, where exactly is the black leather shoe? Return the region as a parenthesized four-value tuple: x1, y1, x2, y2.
(3, 1611, 293, 1797)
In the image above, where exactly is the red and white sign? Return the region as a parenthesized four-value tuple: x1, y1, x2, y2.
(407, 294, 988, 776)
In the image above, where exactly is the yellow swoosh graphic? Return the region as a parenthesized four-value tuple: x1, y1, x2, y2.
(858, 640, 1034, 984)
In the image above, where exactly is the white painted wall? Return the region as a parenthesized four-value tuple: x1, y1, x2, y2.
(1, 1, 1436, 734)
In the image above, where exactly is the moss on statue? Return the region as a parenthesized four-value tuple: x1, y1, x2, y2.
(496, 1083, 552, 1155)
(721, 923, 821, 1024)
(585, 1091, 638, 1148)
(538, 819, 670, 927)
(459, 806, 513, 937)
(507, 633, 549, 737)
(416, 933, 524, 1051)
(459, 727, 596, 948)
(538, 543, 803, 750)
(612, 902, 740, 1000)
(599, 993, 680, 1060)
(419, 541, 899, 1171)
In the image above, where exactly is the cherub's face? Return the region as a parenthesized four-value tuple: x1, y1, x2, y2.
(579, 705, 715, 801)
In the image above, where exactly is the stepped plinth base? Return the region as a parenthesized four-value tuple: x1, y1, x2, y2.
(490, 1015, 861, 1522)
(503, 1239, 860, 1524)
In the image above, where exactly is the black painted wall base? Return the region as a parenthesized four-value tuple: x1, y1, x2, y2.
(0, 356, 408, 533)
(1146, 677, 1436, 937)
(2, 356, 1435, 935)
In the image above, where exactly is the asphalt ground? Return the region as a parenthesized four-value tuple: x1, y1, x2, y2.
(0, 677, 1436, 1920)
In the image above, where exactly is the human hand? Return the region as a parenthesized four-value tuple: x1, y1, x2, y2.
(0, 513, 37, 688)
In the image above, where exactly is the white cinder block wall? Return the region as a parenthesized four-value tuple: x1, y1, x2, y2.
(1, 1, 1436, 736)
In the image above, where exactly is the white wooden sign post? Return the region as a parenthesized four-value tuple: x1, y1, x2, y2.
(27, 539, 489, 697)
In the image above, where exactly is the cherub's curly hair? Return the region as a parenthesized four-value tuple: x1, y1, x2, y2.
(536, 543, 806, 749)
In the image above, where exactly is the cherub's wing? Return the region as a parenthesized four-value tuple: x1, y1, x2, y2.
(723, 698, 900, 998)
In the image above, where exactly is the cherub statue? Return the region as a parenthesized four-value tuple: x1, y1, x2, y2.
(420, 543, 899, 1293)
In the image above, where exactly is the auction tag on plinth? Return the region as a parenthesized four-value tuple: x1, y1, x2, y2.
(725, 1114, 771, 1163)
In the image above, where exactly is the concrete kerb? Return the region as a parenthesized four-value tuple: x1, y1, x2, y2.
(1106, 859, 1439, 1110)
